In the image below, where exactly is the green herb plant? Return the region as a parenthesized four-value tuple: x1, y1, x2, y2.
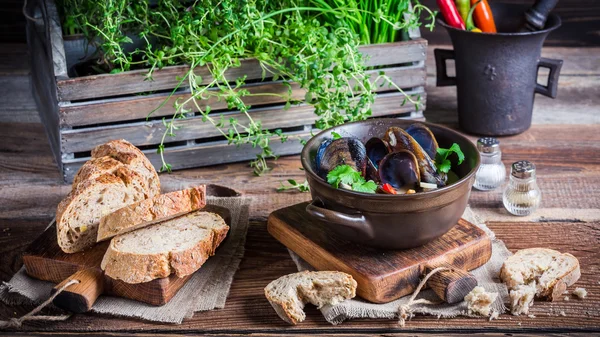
(55, 0, 435, 177)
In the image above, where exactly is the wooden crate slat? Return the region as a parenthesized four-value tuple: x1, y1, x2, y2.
(60, 90, 426, 154)
(55, 39, 427, 101)
(59, 65, 426, 127)
(62, 130, 314, 182)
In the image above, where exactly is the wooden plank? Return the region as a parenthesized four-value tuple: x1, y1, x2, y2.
(59, 65, 426, 126)
(1, 218, 598, 332)
(55, 40, 427, 101)
(60, 89, 427, 154)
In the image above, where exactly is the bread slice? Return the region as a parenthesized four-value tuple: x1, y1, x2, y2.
(464, 286, 498, 317)
(500, 248, 581, 315)
(79, 139, 160, 197)
(264, 271, 357, 325)
(101, 211, 229, 284)
(97, 186, 207, 242)
(57, 167, 149, 253)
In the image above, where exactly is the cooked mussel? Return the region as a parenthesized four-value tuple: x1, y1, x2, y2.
(405, 123, 439, 160)
(365, 137, 390, 169)
(314, 139, 332, 173)
(316, 137, 367, 179)
(378, 150, 420, 193)
(383, 127, 445, 187)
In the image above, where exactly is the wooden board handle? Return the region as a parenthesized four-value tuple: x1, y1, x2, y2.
(425, 263, 477, 304)
(51, 268, 104, 313)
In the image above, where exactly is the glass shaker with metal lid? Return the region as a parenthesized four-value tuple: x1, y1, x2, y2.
(503, 160, 542, 216)
(473, 137, 506, 190)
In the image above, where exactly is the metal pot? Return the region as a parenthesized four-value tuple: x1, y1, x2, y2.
(435, 3, 562, 136)
(300, 119, 480, 249)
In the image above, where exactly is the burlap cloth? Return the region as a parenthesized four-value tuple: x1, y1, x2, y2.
(0, 193, 251, 324)
(289, 206, 512, 325)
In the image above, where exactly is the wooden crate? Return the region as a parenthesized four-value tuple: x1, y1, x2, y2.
(26, 0, 428, 182)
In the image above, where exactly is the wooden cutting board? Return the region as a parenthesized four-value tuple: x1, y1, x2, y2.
(267, 202, 492, 304)
(23, 204, 231, 313)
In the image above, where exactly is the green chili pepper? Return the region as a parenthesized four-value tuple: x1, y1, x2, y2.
(456, 0, 476, 30)
(465, 0, 482, 31)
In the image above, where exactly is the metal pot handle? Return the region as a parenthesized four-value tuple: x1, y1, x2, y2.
(434, 49, 457, 87)
(305, 199, 375, 239)
(535, 57, 563, 98)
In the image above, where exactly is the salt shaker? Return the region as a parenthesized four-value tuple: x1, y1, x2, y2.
(474, 137, 506, 190)
(503, 160, 542, 216)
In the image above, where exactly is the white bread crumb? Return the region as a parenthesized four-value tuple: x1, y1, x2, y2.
(560, 311, 566, 317)
(573, 287, 587, 299)
(489, 310, 500, 321)
(518, 322, 522, 326)
(528, 314, 536, 318)
(564, 296, 569, 301)
(464, 286, 498, 317)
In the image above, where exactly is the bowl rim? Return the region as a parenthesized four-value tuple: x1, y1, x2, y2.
(300, 119, 481, 200)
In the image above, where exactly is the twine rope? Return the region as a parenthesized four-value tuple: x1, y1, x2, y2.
(0, 279, 79, 329)
(397, 267, 448, 327)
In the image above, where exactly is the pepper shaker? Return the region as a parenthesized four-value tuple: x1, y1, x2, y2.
(503, 160, 542, 216)
(474, 137, 506, 190)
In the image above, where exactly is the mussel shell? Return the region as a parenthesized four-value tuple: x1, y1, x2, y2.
(383, 127, 445, 187)
(314, 139, 332, 173)
(365, 137, 390, 170)
(405, 123, 439, 160)
(378, 150, 420, 192)
(316, 137, 367, 179)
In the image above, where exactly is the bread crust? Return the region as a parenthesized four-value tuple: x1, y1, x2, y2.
(89, 139, 160, 197)
(72, 157, 125, 190)
(97, 185, 207, 242)
(101, 211, 229, 284)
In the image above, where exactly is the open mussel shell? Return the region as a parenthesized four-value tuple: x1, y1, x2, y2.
(378, 150, 420, 193)
(314, 139, 332, 173)
(316, 137, 367, 179)
(365, 137, 390, 170)
(405, 123, 439, 160)
(383, 127, 445, 187)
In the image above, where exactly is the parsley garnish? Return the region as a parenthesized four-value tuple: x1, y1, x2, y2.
(331, 132, 342, 140)
(326, 165, 377, 194)
(435, 143, 465, 174)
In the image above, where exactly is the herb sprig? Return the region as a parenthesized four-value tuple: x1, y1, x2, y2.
(327, 165, 377, 193)
(435, 143, 465, 174)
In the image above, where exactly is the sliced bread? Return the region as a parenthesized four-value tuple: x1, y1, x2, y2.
(97, 185, 207, 242)
(101, 211, 229, 284)
(264, 271, 357, 325)
(500, 248, 580, 315)
(57, 167, 149, 253)
(79, 139, 160, 197)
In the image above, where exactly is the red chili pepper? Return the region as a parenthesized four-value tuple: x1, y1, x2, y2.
(470, 0, 497, 33)
(437, 0, 466, 30)
(382, 183, 397, 195)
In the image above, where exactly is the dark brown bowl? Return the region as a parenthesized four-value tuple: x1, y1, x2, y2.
(300, 119, 480, 249)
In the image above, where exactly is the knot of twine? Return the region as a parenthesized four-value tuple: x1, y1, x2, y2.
(397, 267, 448, 327)
(0, 279, 79, 329)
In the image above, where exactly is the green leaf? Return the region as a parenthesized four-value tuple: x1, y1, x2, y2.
(435, 143, 465, 173)
(331, 132, 342, 140)
(352, 180, 377, 193)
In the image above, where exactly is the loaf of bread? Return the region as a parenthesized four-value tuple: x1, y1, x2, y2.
(74, 139, 160, 197)
(264, 271, 357, 325)
(500, 248, 580, 315)
(101, 211, 229, 284)
(97, 186, 207, 242)
(58, 139, 160, 253)
(57, 167, 150, 253)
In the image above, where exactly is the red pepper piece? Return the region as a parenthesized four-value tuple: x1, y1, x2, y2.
(382, 183, 397, 195)
(437, 0, 466, 30)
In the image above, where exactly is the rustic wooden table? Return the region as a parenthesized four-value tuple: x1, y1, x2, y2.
(0, 44, 599, 335)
